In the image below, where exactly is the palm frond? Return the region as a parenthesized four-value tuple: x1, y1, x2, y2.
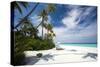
(14, 2, 22, 14)
(47, 4, 56, 13)
(19, 2, 28, 8)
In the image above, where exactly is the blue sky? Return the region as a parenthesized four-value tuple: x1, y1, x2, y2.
(14, 2, 97, 43)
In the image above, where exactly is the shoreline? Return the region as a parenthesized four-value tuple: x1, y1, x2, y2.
(59, 45, 97, 53)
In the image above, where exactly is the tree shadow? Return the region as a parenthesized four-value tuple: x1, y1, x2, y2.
(82, 53, 97, 60)
(25, 54, 55, 65)
(68, 49, 77, 52)
(25, 56, 40, 65)
(41, 54, 55, 61)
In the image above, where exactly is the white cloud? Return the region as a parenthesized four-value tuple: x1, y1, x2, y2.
(61, 6, 95, 30)
(62, 8, 81, 29)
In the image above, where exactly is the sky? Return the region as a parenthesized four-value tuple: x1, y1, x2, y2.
(14, 2, 97, 43)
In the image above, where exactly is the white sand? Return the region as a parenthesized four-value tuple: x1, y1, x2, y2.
(24, 45, 97, 65)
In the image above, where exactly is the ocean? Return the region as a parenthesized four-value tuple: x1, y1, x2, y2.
(60, 43, 97, 48)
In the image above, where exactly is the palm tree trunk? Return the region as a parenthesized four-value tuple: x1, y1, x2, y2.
(47, 29, 49, 39)
(41, 18, 44, 40)
(42, 23, 43, 40)
(14, 3, 39, 29)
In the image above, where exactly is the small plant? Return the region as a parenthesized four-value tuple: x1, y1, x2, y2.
(37, 53, 42, 58)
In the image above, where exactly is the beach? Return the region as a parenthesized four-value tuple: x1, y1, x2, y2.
(24, 45, 97, 65)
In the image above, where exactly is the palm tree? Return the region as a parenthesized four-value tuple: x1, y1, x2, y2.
(36, 4, 56, 40)
(14, 3, 56, 39)
(45, 23, 52, 38)
(45, 23, 56, 39)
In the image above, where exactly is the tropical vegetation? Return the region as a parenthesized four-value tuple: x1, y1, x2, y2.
(11, 1, 56, 65)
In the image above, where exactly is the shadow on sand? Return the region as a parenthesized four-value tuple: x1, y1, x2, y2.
(82, 53, 97, 60)
(25, 54, 55, 65)
(68, 49, 77, 52)
(25, 56, 40, 65)
(41, 54, 55, 61)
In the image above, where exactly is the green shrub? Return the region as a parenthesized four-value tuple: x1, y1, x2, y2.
(27, 39, 55, 50)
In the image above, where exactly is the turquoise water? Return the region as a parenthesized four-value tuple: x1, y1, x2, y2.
(60, 43, 97, 48)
